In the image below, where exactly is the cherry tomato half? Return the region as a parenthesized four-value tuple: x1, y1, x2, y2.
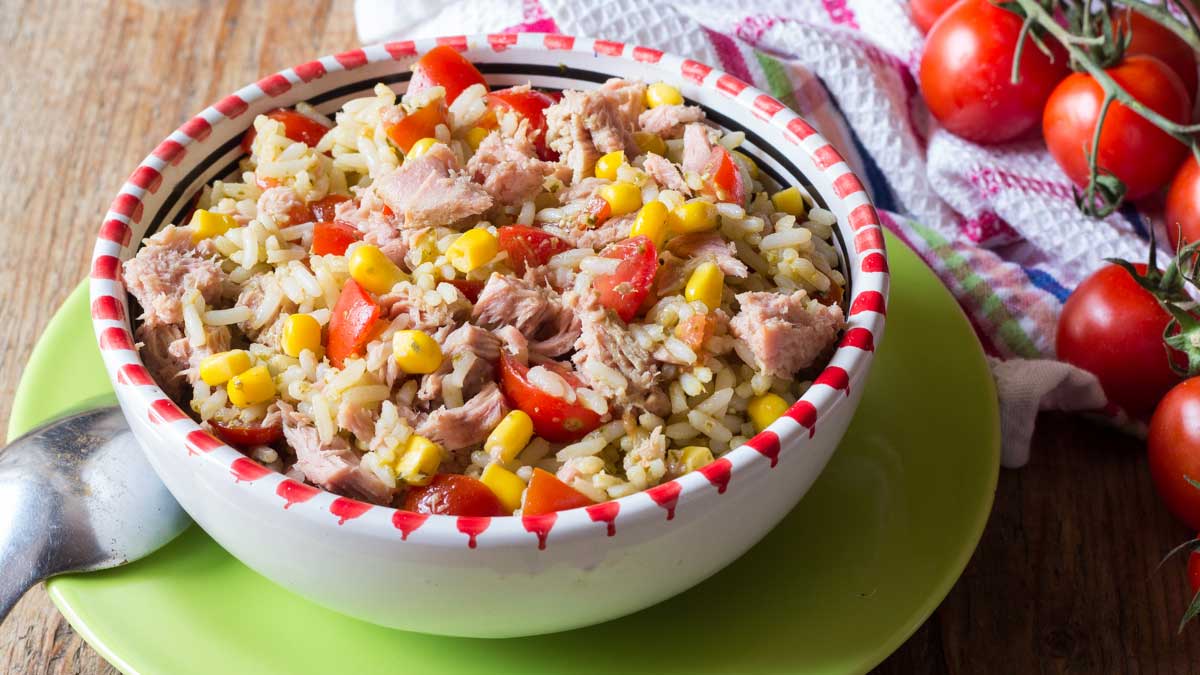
(497, 225, 572, 275)
(498, 353, 602, 443)
(1150, 379, 1200, 531)
(486, 86, 559, 160)
(385, 101, 448, 155)
(403, 473, 505, 516)
(448, 279, 485, 303)
(312, 221, 362, 257)
(593, 236, 659, 323)
(309, 194, 351, 222)
(522, 468, 595, 516)
(241, 108, 331, 154)
(703, 146, 745, 205)
(209, 421, 284, 448)
(327, 280, 381, 368)
(408, 45, 488, 105)
(919, 0, 1069, 144)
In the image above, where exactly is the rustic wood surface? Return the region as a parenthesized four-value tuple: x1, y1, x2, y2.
(0, 1, 1197, 673)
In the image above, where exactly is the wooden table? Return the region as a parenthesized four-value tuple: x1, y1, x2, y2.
(2, 1, 1198, 672)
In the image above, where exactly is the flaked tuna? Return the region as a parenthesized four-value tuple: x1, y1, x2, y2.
(372, 143, 492, 228)
(123, 225, 226, 327)
(545, 79, 646, 181)
(417, 383, 508, 451)
(467, 121, 570, 207)
(729, 291, 845, 378)
(642, 153, 690, 195)
(418, 323, 503, 401)
(638, 104, 704, 138)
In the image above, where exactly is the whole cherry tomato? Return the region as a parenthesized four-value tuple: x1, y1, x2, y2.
(1166, 156, 1200, 249)
(1149, 379, 1200, 530)
(1122, 11, 1198, 106)
(1057, 263, 1183, 419)
(919, 0, 1069, 144)
(403, 473, 505, 516)
(910, 0, 960, 34)
(408, 45, 488, 104)
(1043, 55, 1190, 200)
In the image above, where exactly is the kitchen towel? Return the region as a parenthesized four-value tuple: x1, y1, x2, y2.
(354, 0, 1149, 467)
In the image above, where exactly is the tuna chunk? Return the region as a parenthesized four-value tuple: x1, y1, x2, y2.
(235, 274, 297, 340)
(545, 79, 646, 181)
(135, 323, 189, 402)
(279, 402, 395, 505)
(371, 143, 492, 228)
(543, 213, 635, 250)
(472, 273, 555, 335)
(418, 324, 502, 401)
(379, 283, 470, 332)
(666, 232, 749, 278)
(681, 123, 715, 175)
(467, 120, 570, 207)
(256, 186, 308, 225)
(494, 325, 529, 363)
(416, 383, 508, 451)
(558, 177, 610, 203)
(729, 291, 845, 378)
(642, 153, 690, 195)
(571, 291, 660, 405)
(123, 225, 226, 327)
(638, 104, 704, 138)
(529, 309, 582, 359)
(334, 191, 425, 267)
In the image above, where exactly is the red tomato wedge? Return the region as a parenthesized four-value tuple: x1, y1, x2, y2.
(587, 196, 612, 227)
(498, 353, 602, 443)
(408, 45, 488, 104)
(209, 421, 284, 448)
(448, 279, 485, 303)
(593, 236, 659, 323)
(497, 225, 571, 275)
(523, 468, 595, 516)
(312, 221, 362, 256)
(487, 87, 559, 160)
(327, 280, 381, 367)
(703, 146, 745, 205)
(309, 194, 351, 222)
(241, 108, 331, 154)
(403, 474, 505, 516)
(385, 101, 448, 154)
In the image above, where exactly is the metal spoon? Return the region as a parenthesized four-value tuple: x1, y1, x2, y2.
(0, 396, 190, 622)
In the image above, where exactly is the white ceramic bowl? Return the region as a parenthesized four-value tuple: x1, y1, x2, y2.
(89, 33, 889, 638)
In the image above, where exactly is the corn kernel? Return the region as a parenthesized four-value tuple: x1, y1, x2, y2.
(485, 410, 534, 463)
(594, 151, 625, 180)
(646, 82, 684, 108)
(748, 393, 789, 433)
(630, 200, 670, 250)
(733, 150, 759, 179)
(348, 244, 404, 295)
(481, 463, 526, 513)
(771, 186, 807, 217)
(198, 350, 253, 387)
(281, 314, 322, 358)
(393, 330, 443, 374)
(669, 199, 718, 233)
(191, 209, 236, 242)
(446, 228, 499, 274)
(465, 126, 490, 151)
(685, 262, 724, 311)
(680, 446, 714, 473)
(598, 181, 642, 217)
(634, 131, 668, 157)
(227, 365, 275, 408)
(407, 137, 438, 159)
(397, 435, 442, 485)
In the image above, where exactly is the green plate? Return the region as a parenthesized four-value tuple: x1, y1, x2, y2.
(12, 233, 999, 675)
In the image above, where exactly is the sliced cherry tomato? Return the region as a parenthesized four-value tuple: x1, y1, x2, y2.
(1149, 379, 1200, 530)
(675, 313, 716, 353)
(310, 194, 351, 222)
(408, 45, 488, 105)
(327, 280, 381, 368)
(402, 473, 505, 516)
(312, 221, 362, 256)
(497, 225, 572, 275)
(1043, 55, 1190, 200)
(209, 420, 284, 448)
(702, 146, 745, 205)
(487, 86, 559, 160)
(241, 108, 332, 154)
(587, 197, 612, 227)
(498, 353, 602, 443)
(385, 102, 448, 154)
(593, 236, 659, 323)
(522, 467, 596, 516)
(448, 279, 485, 303)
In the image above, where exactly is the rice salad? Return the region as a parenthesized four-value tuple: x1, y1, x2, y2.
(122, 47, 847, 517)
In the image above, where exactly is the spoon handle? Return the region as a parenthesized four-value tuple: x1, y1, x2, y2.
(0, 534, 45, 623)
(0, 464, 51, 623)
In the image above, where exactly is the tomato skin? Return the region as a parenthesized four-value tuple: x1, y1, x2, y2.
(522, 468, 595, 516)
(309, 194, 350, 222)
(703, 146, 745, 205)
(403, 474, 505, 516)
(919, 0, 1069, 144)
(210, 421, 284, 448)
(911, 0, 960, 33)
(241, 109, 331, 154)
(487, 87, 558, 160)
(385, 101, 448, 154)
(408, 45, 488, 104)
(1122, 12, 1198, 106)
(311, 221, 362, 257)
(1057, 263, 1182, 420)
(448, 279, 485, 303)
(1150, 379, 1200, 530)
(498, 353, 602, 443)
(675, 313, 716, 352)
(1043, 56, 1190, 200)
(497, 225, 571, 275)
(327, 280, 381, 368)
(1166, 156, 1200, 249)
(593, 236, 659, 323)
